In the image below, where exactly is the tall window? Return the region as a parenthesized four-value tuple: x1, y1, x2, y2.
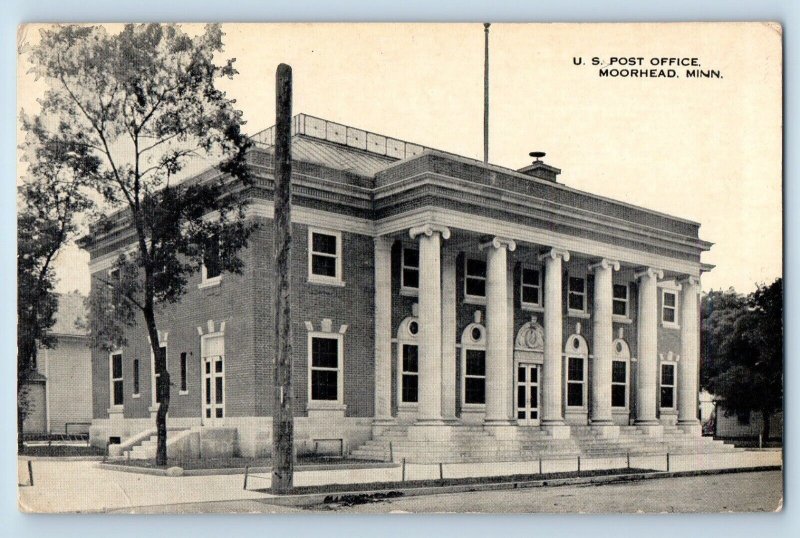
(110, 352, 123, 407)
(660, 363, 676, 409)
(464, 258, 487, 299)
(521, 266, 543, 308)
(400, 344, 419, 403)
(202, 236, 221, 282)
(132, 358, 140, 396)
(567, 357, 585, 407)
(308, 229, 342, 284)
(568, 276, 587, 312)
(152, 345, 167, 405)
(613, 283, 629, 317)
(464, 349, 487, 404)
(180, 352, 188, 393)
(662, 290, 678, 326)
(611, 360, 627, 408)
(309, 335, 342, 402)
(401, 248, 419, 291)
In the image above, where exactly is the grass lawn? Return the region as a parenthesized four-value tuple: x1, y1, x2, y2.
(104, 455, 382, 471)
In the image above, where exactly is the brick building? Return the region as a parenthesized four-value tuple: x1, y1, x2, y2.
(85, 114, 731, 461)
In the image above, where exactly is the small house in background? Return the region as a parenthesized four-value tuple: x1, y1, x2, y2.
(712, 403, 783, 442)
(23, 292, 92, 436)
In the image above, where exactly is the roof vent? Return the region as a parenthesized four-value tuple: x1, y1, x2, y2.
(518, 151, 561, 182)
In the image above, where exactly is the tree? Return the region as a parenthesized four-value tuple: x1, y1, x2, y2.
(700, 279, 783, 441)
(17, 116, 96, 451)
(25, 23, 254, 465)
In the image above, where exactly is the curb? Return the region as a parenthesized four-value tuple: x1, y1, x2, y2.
(97, 461, 398, 477)
(255, 465, 783, 507)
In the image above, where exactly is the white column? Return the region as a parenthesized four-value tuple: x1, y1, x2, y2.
(481, 237, 517, 424)
(538, 248, 571, 437)
(441, 251, 457, 421)
(677, 276, 701, 434)
(634, 267, 664, 429)
(409, 224, 450, 424)
(589, 258, 620, 426)
(373, 236, 393, 424)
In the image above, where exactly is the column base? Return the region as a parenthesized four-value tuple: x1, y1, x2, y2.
(635, 421, 664, 437)
(371, 417, 396, 435)
(407, 421, 451, 441)
(590, 424, 620, 438)
(483, 420, 518, 440)
(541, 421, 572, 439)
(677, 420, 702, 436)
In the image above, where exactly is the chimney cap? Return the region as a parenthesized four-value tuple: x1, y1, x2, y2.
(529, 151, 546, 162)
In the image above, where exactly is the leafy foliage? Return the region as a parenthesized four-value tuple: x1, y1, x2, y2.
(700, 279, 783, 437)
(24, 23, 255, 464)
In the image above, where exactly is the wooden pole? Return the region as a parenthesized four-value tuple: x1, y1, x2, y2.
(272, 63, 294, 495)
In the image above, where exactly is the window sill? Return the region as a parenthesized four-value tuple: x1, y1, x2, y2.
(661, 322, 680, 330)
(463, 295, 487, 306)
(612, 408, 630, 414)
(179, 390, 188, 396)
(198, 277, 222, 290)
(659, 409, 677, 415)
(306, 402, 347, 412)
(567, 311, 591, 319)
(399, 287, 419, 298)
(148, 405, 160, 413)
(308, 276, 346, 287)
(521, 304, 545, 313)
(397, 402, 419, 411)
(612, 315, 633, 325)
(462, 403, 487, 410)
(107, 406, 124, 414)
(132, 393, 140, 399)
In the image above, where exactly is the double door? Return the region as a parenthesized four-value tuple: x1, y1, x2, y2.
(516, 363, 540, 426)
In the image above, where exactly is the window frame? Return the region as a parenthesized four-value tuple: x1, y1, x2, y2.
(567, 275, 588, 315)
(396, 317, 421, 408)
(661, 289, 680, 328)
(520, 264, 544, 311)
(659, 361, 677, 411)
(612, 282, 631, 321)
(201, 332, 226, 420)
(307, 228, 344, 286)
(199, 236, 222, 289)
(464, 257, 488, 304)
(460, 322, 487, 409)
(307, 332, 344, 406)
(400, 246, 420, 296)
(179, 351, 189, 394)
(399, 343, 420, 405)
(611, 359, 629, 409)
(109, 351, 124, 410)
(150, 344, 168, 408)
(565, 355, 587, 409)
(132, 358, 140, 398)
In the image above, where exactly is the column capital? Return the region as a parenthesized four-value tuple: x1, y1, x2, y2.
(588, 258, 621, 272)
(479, 236, 517, 252)
(409, 224, 451, 240)
(634, 267, 664, 280)
(677, 275, 700, 288)
(373, 235, 393, 251)
(537, 247, 570, 262)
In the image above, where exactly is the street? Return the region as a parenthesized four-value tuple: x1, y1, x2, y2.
(121, 470, 782, 514)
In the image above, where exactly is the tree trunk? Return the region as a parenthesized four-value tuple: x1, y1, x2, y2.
(143, 305, 169, 466)
(761, 409, 771, 443)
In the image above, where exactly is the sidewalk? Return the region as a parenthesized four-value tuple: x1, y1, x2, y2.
(17, 449, 782, 513)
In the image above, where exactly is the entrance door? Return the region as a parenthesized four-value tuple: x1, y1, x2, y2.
(202, 355, 225, 422)
(516, 364, 540, 425)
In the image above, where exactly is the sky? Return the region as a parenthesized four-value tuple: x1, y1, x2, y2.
(17, 22, 783, 295)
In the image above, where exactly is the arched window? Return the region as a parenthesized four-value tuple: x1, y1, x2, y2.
(461, 311, 487, 406)
(564, 333, 589, 409)
(396, 316, 420, 405)
(612, 338, 631, 410)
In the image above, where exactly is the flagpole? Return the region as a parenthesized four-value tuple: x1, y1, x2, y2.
(483, 22, 490, 164)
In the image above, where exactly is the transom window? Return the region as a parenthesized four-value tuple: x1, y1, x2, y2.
(309, 336, 342, 402)
(568, 276, 587, 312)
(465, 258, 487, 299)
(566, 357, 585, 407)
(662, 290, 678, 326)
(611, 360, 627, 408)
(110, 352, 123, 407)
(400, 344, 419, 403)
(660, 363, 676, 409)
(464, 350, 487, 405)
(613, 283, 629, 317)
(521, 266, 543, 308)
(401, 248, 420, 291)
(308, 229, 343, 284)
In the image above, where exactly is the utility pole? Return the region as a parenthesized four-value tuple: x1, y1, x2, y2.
(272, 63, 294, 494)
(483, 22, 490, 164)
